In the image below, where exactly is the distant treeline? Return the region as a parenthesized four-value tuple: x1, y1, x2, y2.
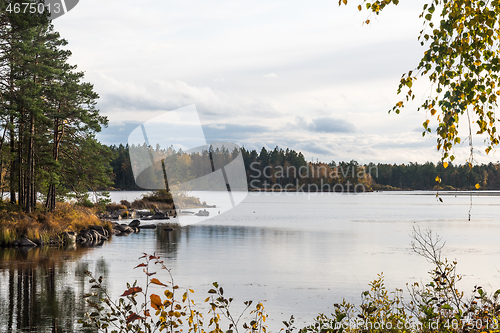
(108, 144, 500, 191)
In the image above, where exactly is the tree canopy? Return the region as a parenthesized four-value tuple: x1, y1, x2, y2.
(0, 1, 112, 212)
(342, 0, 500, 164)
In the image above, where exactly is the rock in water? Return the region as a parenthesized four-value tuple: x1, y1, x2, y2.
(19, 238, 37, 247)
(129, 219, 141, 228)
(62, 231, 77, 244)
(138, 224, 156, 229)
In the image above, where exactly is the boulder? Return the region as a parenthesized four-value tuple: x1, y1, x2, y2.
(89, 225, 109, 238)
(113, 224, 134, 235)
(76, 235, 87, 243)
(110, 212, 121, 220)
(77, 229, 108, 244)
(18, 238, 37, 247)
(62, 231, 77, 244)
(77, 231, 107, 246)
(129, 219, 141, 228)
(138, 224, 156, 230)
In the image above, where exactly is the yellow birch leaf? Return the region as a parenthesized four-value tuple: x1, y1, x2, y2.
(150, 294, 163, 311)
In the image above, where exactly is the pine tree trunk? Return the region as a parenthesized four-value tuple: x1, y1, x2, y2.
(46, 118, 61, 211)
(9, 115, 15, 204)
(17, 117, 24, 208)
(25, 112, 34, 213)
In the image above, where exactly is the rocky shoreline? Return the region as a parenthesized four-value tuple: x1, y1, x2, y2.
(3, 205, 210, 249)
(6, 218, 177, 249)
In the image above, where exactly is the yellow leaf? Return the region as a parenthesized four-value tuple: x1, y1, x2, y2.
(358, 4, 362, 11)
(366, 19, 370, 24)
(150, 294, 163, 311)
(151, 278, 168, 287)
(475, 183, 480, 189)
(342, 0, 347, 4)
(443, 162, 448, 169)
(430, 108, 437, 116)
(435, 176, 441, 183)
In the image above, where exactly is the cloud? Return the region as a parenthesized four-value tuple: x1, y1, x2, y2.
(53, 0, 450, 164)
(97, 121, 143, 146)
(296, 142, 335, 156)
(94, 76, 280, 124)
(203, 123, 271, 143)
(298, 116, 356, 133)
(263, 73, 278, 79)
(371, 138, 433, 149)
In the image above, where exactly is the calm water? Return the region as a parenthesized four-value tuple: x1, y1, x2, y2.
(1, 191, 500, 332)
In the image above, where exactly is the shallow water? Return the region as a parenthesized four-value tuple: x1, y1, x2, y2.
(1, 191, 500, 332)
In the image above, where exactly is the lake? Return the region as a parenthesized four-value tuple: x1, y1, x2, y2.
(1, 191, 500, 332)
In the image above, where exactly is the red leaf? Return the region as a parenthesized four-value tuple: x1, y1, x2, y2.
(134, 263, 147, 269)
(126, 312, 144, 323)
(121, 287, 143, 297)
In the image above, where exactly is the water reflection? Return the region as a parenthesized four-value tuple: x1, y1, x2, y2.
(156, 225, 180, 258)
(0, 246, 108, 333)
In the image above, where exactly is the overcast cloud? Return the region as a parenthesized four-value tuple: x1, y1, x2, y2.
(49, 0, 499, 164)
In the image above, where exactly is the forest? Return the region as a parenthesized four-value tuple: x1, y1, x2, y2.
(108, 144, 500, 192)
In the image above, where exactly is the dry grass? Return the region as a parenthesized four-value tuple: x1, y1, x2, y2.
(130, 190, 206, 209)
(120, 200, 131, 208)
(0, 202, 111, 246)
(105, 202, 127, 211)
(130, 200, 174, 210)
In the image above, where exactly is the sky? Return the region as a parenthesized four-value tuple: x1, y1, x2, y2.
(51, 0, 499, 164)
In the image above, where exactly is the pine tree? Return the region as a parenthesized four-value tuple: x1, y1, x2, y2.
(0, 1, 111, 212)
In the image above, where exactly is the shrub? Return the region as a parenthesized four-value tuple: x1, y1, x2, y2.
(120, 200, 131, 208)
(80, 253, 268, 333)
